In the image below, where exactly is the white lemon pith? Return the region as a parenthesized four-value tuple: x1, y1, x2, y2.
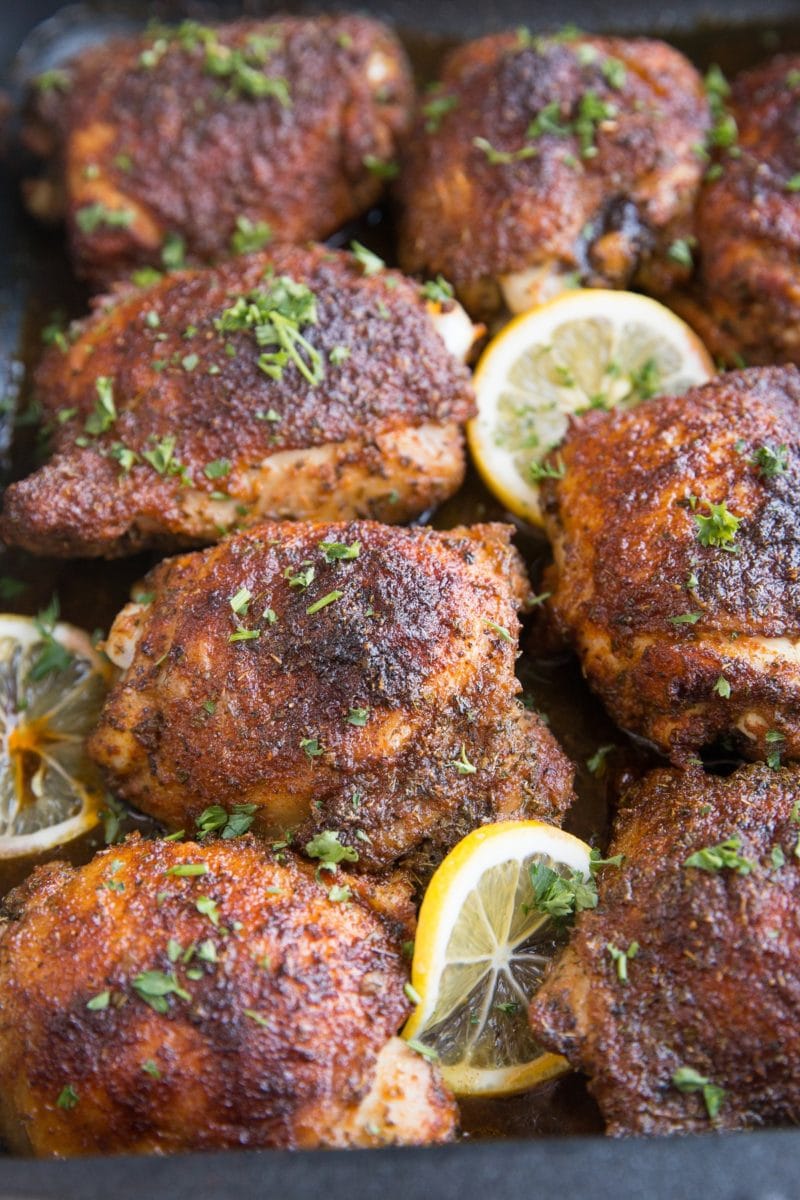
(468, 289, 715, 525)
(0, 614, 111, 858)
(403, 820, 593, 1096)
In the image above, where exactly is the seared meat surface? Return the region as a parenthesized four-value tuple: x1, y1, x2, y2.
(675, 56, 800, 365)
(396, 31, 708, 317)
(0, 245, 475, 558)
(541, 366, 800, 764)
(530, 764, 800, 1135)
(23, 16, 412, 286)
(88, 520, 574, 870)
(0, 836, 457, 1155)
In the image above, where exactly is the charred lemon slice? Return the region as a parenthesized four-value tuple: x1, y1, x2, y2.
(403, 820, 594, 1097)
(0, 609, 112, 866)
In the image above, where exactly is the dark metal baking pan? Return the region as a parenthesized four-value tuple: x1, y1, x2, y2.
(2, 1, 800, 1197)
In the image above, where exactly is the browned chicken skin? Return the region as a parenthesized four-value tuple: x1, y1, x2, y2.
(396, 31, 709, 317)
(541, 366, 800, 764)
(88, 520, 574, 870)
(23, 16, 412, 286)
(674, 56, 800, 365)
(0, 245, 475, 558)
(530, 763, 800, 1135)
(0, 836, 457, 1155)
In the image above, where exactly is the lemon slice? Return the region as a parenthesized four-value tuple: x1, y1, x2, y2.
(403, 820, 593, 1097)
(468, 289, 715, 525)
(0, 612, 112, 863)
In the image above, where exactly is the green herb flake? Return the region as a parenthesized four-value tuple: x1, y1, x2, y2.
(319, 539, 360, 562)
(300, 736, 324, 758)
(672, 1066, 726, 1120)
(85, 376, 116, 436)
(350, 240, 385, 276)
(305, 829, 359, 868)
(527, 862, 597, 921)
(449, 742, 477, 775)
(669, 611, 702, 626)
(196, 895, 220, 927)
(713, 675, 731, 699)
(306, 589, 343, 615)
(164, 862, 208, 877)
(86, 990, 111, 1011)
(606, 940, 639, 983)
(230, 215, 272, 254)
(473, 136, 537, 165)
(197, 802, 257, 839)
(750, 443, 789, 479)
(422, 91, 458, 133)
(684, 833, 753, 875)
(229, 586, 252, 616)
(131, 969, 191, 1012)
(57, 1084, 79, 1110)
(347, 707, 369, 726)
(483, 619, 513, 643)
(76, 203, 134, 234)
(329, 345, 351, 365)
(587, 744, 615, 776)
(141, 1060, 161, 1079)
(362, 155, 399, 179)
(244, 1008, 270, 1027)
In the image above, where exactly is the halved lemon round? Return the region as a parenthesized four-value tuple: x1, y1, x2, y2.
(468, 289, 715, 526)
(0, 612, 112, 867)
(403, 820, 592, 1097)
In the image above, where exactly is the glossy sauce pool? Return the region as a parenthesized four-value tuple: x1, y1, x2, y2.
(2, 8, 800, 1144)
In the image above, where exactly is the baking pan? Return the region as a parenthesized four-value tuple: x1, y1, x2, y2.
(2, 1, 800, 1196)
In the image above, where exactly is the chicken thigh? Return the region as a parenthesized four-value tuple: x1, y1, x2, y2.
(541, 366, 800, 764)
(396, 30, 709, 318)
(23, 15, 412, 286)
(530, 763, 800, 1135)
(88, 520, 574, 870)
(674, 55, 800, 365)
(0, 836, 457, 1155)
(0, 245, 475, 558)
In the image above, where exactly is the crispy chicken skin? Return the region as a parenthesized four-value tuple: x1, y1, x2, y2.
(88, 520, 574, 870)
(23, 16, 412, 286)
(541, 366, 800, 764)
(674, 56, 800, 365)
(530, 763, 800, 1135)
(396, 31, 709, 317)
(0, 245, 475, 558)
(0, 836, 457, 1155)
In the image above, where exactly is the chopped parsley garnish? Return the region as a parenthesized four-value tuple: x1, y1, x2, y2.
(229, 586, 252, 616)
(181, 353, 199, 372)
(363, 155, 399, 179)
(530, 455, 566, 481)
(693, 499, 741, 550)
(350, 240, 385, 276)
(164, 862, 208, 877)
(704, 65, 737, 153)
(35, 68, 71, 91)
(483, 619, 513, 642)
(667, 238, 695, 268)
(306, 590, 343, 615)
(586, 744, 614, 776)
(215, 275, 323, 387)
(449, 743, 477, 775)
(319, 539, 360, 562)
(473, 136, 537, 165)
(672, 1066, 726, 1119)
(684, 833, 753, 875)
(785, 175, 800, 193)
(527, 862, 598, 921)
(329, 345, 351, 365)
(606, 940, 638, 983)
(422, 90, 458, 132)
(132, 970, 190, 1012)
(327, 883, 352, 903)
(305, 829, 359, 868)
(600, 56, 626, 89)
(196, 895, 220, 927)
(161, 233, 186, 270)
(76, 203, 134, 234)
(229, 627, 260, 643)
(347, 707, 369, 726)
(85, 376, 116, 435)
(141, 435, 187, 480)
(300, 736, 325, 760)
(197, 802, 257, 839)
(284, 564, 315, 590)
(421, 275, 455, 304)
(86, 990, 111, 1011)
(57, 1084, 79, 1110)
(141, 1060, 161, 1079)
(407, 1039, 438, 1062)
(750, 443, 788, 479)
(244, 1008, 270, 1027)
(527, 102, 572, 139)
(669, 611, 702, 626)
(230, 215, 272, 254)
(204, 458, 231, 480)
(29, 596, 73, 681)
